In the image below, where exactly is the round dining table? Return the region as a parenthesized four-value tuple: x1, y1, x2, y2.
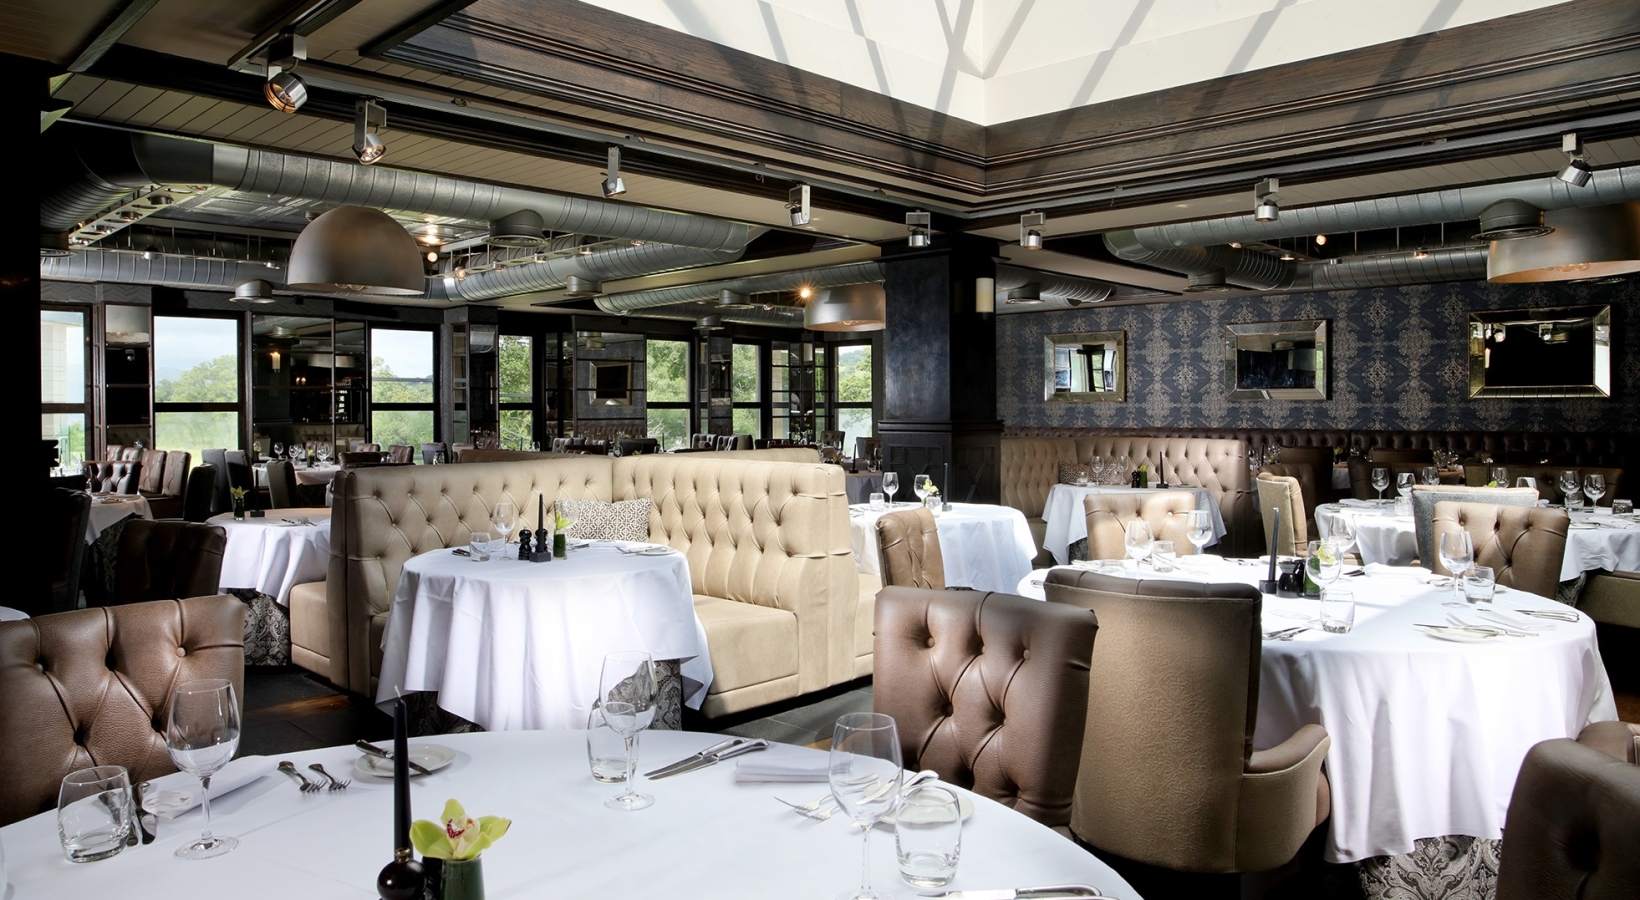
(1040, 483, 1225, 564)
(207, 509, 331, 605)
(83, 494, 151, 543)
(376, 542, 713, 731)
(850, 502, 1037, 593)
(0, 730, 1139, 900)
(1314, 501, 1416, 566)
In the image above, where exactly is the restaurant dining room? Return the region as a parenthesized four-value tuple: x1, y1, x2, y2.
(10, 1, 1640, 898)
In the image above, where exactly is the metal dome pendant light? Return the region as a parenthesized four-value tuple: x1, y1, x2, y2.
(286, 206, 425, 295)
(803, 282, 885, 332)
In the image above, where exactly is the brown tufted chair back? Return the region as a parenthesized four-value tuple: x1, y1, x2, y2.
(1044, 568, 1331, 873)
(83, 460, 142, 495)
(0, 595, 246, 826)
(47, 488, 92, 616)
(1259, 463, 1318, 525)
(114, 520, 227, 606)
(267, 459, 299, 509)
(340, 451, 387, 467)
(158, 451, 190, 497)
(873, 586, 1097, 827)
(1495, 737, 1640, 900)
(387, 444, 415, 464)
(1410, 485, 1539, 565)
(1368, 447, 1433, 464)
(1503, 466, 1626, 506)
(1431, 502, 1569, 599)
(138, 450, 167, 494)
(876, 508, 945, 589)
(1256, 473, 1309, 557)
(1083, 491, 1202, 560)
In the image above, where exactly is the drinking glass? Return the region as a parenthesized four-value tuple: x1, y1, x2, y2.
(468, 531, 491, 562)
(830, 713, 903, 900)
(895, 785, 961, 889)
(528, 442, 541, 453)
(1396, 471, 1415, 498)
(433, 451, 447, 465)
(882, 472, 899, 507)
(1491, 466, 1509, 487)
(316, 444, 330, 464)
(1319, 587, 1355, 634)
(869, 492, 884, 511)
(490, 501, 517, 556)
(1306, 539, 1342, 592)
(1185, 510, 1213, 559)
(1124, 520, 1153, 567)
(166, 679, 240, 859)
(1584, 474, 1606, 508)
(1371, 467, 1389, 502)
(1326, 515, 1356, 560)
(1092, 456, 1104, 484)
(1438, 530, 1475, 608)
(1559, 470, 1579, 498)
(913, 475, 933, 505)
(585, 702, 628, 783)
(1421, 466, 1439, 486)
(599, 652, 657, 811)
(1464, 565, 1496, 604)
(1151, 540, 1177, 573)
(57, 766, 131, 863)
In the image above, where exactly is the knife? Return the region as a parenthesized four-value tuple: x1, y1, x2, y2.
(644, 739, 769, 779)
(356, 739, 434, 776)
(129, 780, 155, 845)
(921, 886, 1110, 900)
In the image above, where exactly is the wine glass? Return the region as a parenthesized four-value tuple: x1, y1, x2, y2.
(1584, 473, 1606, 508)
(1558, 470, 1579, 497)
(166, 679, 240, 859)
(599, 652, 657, 811)
(1124, 520, 1153, 567)
(1396, 471, 1415, 499)
(1306, 539, 1343, 594)
(1327, 515, 1356, 562)
(1491, 466, 1509, 487)
(1421, 466, 1439, 486)
(829, 712, 903, 900)
(316, 443, 331, 465)
(1370, 467, 1389, 503)
(490, 500, 517, 556)
(272, 442, 284, 460)
(1438, 530, 1474, 608)
(913, 475, 933, 506)
(882, 472, 900, 507)
(1184, 510, 1213, 560)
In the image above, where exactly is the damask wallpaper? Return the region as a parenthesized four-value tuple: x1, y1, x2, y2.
(996, 278, 1640, 434)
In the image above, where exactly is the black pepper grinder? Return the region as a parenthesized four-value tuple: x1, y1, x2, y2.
(518, 528, 534, 561)
(1130, 468, 1141, 488)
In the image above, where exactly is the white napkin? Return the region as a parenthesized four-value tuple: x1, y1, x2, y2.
(143, 756, 278, 819)
(1472, 608, 1555, 631)
(1338, 499, 1379, 509)
(1363, 563, 1433, 578)
(734, 757, 829, 783)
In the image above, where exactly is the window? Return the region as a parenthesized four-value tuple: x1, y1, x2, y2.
(42, 308, 88, 467)
(154, 316, 242, 463)
(731, 342, 762, 439)
(645, 339, 689, 450)
(834, 343, 874, 456)
(499, 334, 533, 448)
(371, 328, 436, 456)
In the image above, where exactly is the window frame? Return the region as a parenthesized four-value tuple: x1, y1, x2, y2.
(496, 331, 536, 449)
(151, 311, 246, 454)
(829, 338, 876, 447)
(644, 336, 693, 450)
(730, 340, 765, 439)
(368, 325, 441, 448)
(41, 304, 93, 463)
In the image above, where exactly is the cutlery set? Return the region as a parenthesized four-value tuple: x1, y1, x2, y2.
(776, 769, 939, 821)
(921, 888, 1114, 900)
(644, 738, 769, 779)
(1262, 626, 1308, 641)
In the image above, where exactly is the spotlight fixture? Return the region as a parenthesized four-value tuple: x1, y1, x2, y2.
(262, 35, 308, 114)
(1020, 211, 1046, 250)
(798, 286, 812, 299)
(787, 184, 811, 227)
(906, 211, 931, 248)
(142, 250, 157, 261)
(232, 280, 276, 304)
(1003, 284, 1043, 304)
(1557, 132, 1593, 187)
(1254, 177, 1280, 222)
(425, 250, 438, 263)
(1314, 234, 1328, 246)
(1412, 248, 1430, 260)
(352, 99, 387, 165)
(577, 239, 595, 256)
(601, 146, 626, 198)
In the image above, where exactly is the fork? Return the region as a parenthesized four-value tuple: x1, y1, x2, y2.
(278, 761, 322, 793)
(308, 763, 350, 791)
(776, 775, 878, 817)
(776, 795, 841, 820)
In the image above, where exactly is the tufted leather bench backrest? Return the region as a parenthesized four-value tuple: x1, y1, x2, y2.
(82, 460, 142, 495)
(138, 450, 167, 494)
(0, 595, 245, 826)
(999, 438, 1081, 519)
(873, 585, 1097, 827)
(159, 451, 190, 497)
(875, 507, 945, 589)
(1496, 737, 1640, 900)
(1431, 502, 1570, 600)
(1084, 491, 1204, 560)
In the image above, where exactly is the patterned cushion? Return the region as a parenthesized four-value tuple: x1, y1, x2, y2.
(555, 498, 652, 542)
(1058, 462, 1092, 485)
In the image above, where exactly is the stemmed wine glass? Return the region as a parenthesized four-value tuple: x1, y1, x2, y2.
(316, 443, 331, 465)
(1371, 467, 1389, 503)
(829, 713, 903, 900)
(1584, 474, 1606, 508)
(882, 472, 900, 507)
(1306, 539, 1343, 596)
(1327, 516, 1356, 563)
(599, 652, 657, 811)
(1124, 520, 1153, 568)
(272, 442, 284, 460)
(490, 500, 517, 557)
(1438, 530, 1475, 608)
(1491, 466, 1509, 487)
(166, 679, 240, 859)
(1396, 472, 1415, 501)
(913, 475, 933, 506)
(1182, 510, 1212, 564)
(1421, 466, 1439, 486)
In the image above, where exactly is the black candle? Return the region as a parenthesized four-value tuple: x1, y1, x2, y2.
(537, 494, 545, 532)
(1266, 508, 1281, 581)
(393, 695, 410, 853)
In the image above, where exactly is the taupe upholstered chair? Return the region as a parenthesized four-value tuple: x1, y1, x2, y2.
(1410, 485, 1539, 565)
(1082, 491, 1200, 560)
(1579, 720, 1640, 765)
(1580, 570, 1640, 630)
(387, 444, 415, 464)
(1256, 472, 1308, 557)
(0, 595, 246, 826)
(876, 507, 945, 589)
(267, 459, 299, 509)
(113, 520, 227, 607)
(1430, 502, 1569, 600)
(47, 488, 91, 616)
(1259, 463, 1318, 525)
(1494, 737, 1640, 900)
(1044, 568, 1331, 874)
(874, 585, 1097, 828)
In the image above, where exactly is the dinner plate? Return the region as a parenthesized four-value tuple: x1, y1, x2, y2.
(1414, 624, 1500, 643)
(353, 743, 457, 778)
(880, 789, 975, 826)
(1567, 523, 1601, 530)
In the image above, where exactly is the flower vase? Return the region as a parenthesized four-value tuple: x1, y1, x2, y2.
(232, 498, 246, 521)
(553, 533, 567, 560)
(422, 857, 485, 900)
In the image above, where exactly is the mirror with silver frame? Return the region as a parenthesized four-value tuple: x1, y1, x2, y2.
(1224, 320, 1328, 401)
(1468, 305, 1610, 398)
(1044, 331, 1125, 402)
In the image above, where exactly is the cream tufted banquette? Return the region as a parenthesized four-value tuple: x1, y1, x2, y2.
(296, 454, 858, 718)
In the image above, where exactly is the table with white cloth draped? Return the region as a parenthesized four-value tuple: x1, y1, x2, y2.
(83, 494, 150, 543)
(1041, 483, 1225, 564)
(850, 502, 1037, 593)
(1014, 558, 1616, 863)
(0, 606, 26, 621)
(1314, 501, 1417, 566)
(207, 509, 330, 604)
(252, 463, 341, 488)
(377, 543, 713, 731)
(0, 730, 1140, 900)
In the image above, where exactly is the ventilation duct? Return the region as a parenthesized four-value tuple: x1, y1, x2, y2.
(1185, 270, 1232, 293)
(446, 238, 750, 302)
(42, 249, 287, 290)
(594, 261, 883, 315)
(233, 279, 276, 304)
(993, 264, 1116, 308)
(488, 210, 548, 248)
(1291, 246, 1488, 291)
(1472, 199, 1552, 241)
(1103, 232, 1294, 290)
(1487, 202, 1640, 283)
(627, 301, 805, 328)
(562, 276, 602, 298)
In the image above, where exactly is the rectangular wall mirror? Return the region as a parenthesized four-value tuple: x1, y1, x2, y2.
(1468, 305, 1611, 398)
(590, 360, 633, 406)
(1224, 320, 1328, 400)
(1044, 331, 1125, 402)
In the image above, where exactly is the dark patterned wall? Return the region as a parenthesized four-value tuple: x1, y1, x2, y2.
(996, 279, 1640, 434)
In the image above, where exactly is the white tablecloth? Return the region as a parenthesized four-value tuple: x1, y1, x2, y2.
(207, 509, 331, 604)
(0, 730, 1139, 900)
(0, 606, 26, 621)
(1014, 558, 1616, 862)
(1315, 501, 1417, 566)
(84, 495, 151, 543)
(377, 543, 713, 730)
(1041, 483, 1225, 564)
(850, 502, 1037, 593)
(253, 463, 341, 488)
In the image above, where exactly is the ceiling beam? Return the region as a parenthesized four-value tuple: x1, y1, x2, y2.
(67, 0, 159, 73)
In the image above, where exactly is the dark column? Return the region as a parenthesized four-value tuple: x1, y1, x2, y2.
(877, 234, 1002, 503)
(17, 53, 48, 607)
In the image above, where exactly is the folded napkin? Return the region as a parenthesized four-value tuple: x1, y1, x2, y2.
(1338, 499, 1379, 509)
(143, 756, 278, 819)
(1472, 608, 1555, 631)
(734, 757, 829, 783)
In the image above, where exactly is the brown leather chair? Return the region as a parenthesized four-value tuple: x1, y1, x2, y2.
(136, 449, 167, 494)
(1494, 737, 1640, 900)
(340, 451, 387, 467)
(112, 520, 227, 606)
(181, 465, 217, 523)
(1506, 466, 1626, 506)
(855, 437, 882, 461)
(422, 442, 449, 465)
(83, 460, 142, 495)
(0, 595, 246, 826)
(387, 444, 415, 464)
(1082, 490, 1201, 560)
(143, 450, 192, 519)
(46, 488, 91, 616)
(873, 585, 1097, 828)
(1409, 485, 1539, 565)
(876, 507, 946, 589)
(350, 441, 381, 452)
(1256, 472, 1308, 557)
(1579, 570, 1640, 630)
(1430, 502, 1570, 600)
(267, 459, 299, 509)
(1044, 568, 1331, 874)
(1578, 720, 1640, 764)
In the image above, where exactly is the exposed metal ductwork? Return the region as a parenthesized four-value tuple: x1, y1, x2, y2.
(594, 261, 884, 315)
(1103, 232, 1293, 290)
(42, 248, 287, 291)
(444, 235, 753, 302)
(993, 264, 1116, 308)
(629, 301, 806, 328)
(1290, 246, 1489, 292)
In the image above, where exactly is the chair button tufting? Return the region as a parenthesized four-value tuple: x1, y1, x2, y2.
(1022, 649, 1031, 660)
(926, 637, 936, 648)
(175, 647, 187, 657)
